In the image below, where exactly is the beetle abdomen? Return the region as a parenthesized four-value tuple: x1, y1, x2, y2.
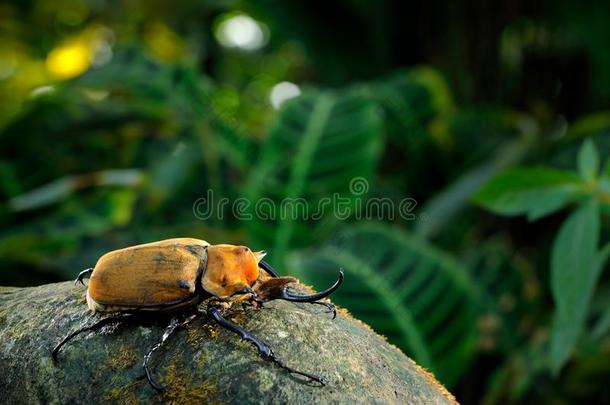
(87, 238, 209, 312)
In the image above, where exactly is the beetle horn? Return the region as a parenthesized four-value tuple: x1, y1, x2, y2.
(254, 250, 267, 262)
(277, 270, 344, 303)
(258, 260, 280, 278)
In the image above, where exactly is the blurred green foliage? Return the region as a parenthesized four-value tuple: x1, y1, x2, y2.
(2, 0, 610, 403)
(474, 140, 610, 378)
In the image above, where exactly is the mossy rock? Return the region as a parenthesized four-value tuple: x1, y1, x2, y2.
(0, 282, 457, 404)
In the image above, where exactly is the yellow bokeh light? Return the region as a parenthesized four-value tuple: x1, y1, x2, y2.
(45, 40, 91, 80)
(144, 22, 185, 63)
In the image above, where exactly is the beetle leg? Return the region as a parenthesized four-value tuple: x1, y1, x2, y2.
(143, 317, 180, 391)
(207, 307, 325, 385)
(143, 312, 199, 392)
(74, 267, 94, 286)
(52, 312, 137, 362)
(240, 299, 257, 313)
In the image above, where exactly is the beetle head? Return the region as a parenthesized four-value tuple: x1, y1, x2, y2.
(202, 244, 266, 298)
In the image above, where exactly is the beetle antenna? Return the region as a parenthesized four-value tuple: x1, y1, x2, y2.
(277, 270, 344, 303)
(258, 260, 280, 278)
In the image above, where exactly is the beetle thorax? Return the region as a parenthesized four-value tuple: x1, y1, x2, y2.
(201, 245, 262, 298)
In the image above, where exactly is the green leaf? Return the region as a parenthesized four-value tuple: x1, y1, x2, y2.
(418, 138, 530, 237)
(565, 112, 610, 139)
(590, 307, 610, 341)
(212, 119, 253, 171)
(550, 200, 601, 374)
(410, 67, 455, 116)
(472, 167, 582, 220)
(245, 88, 383, 262)
(577, 139, 599, 182)
(600, 157, 610, 187)
(367, 68, 450, 149)
(601, 160, 610, 198)
(589, 255, 610, 341)
(0, 189, 139, 279)
(288, 223, 478, 386)
(8, 169, 143, 212)
(146, 141, 200, 209)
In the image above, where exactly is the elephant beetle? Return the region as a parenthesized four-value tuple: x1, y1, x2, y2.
(52, 238, 343, 391)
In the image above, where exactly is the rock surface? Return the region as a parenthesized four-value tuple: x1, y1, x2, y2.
(0, 282, 457, 404)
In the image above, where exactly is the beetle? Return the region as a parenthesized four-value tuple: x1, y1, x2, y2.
(52, 238, 343, 391)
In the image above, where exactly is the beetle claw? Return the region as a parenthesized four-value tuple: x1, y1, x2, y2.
(310, 300, 337, 319)
(144, 369, 166, 392)
(270, 357, 326, 386)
